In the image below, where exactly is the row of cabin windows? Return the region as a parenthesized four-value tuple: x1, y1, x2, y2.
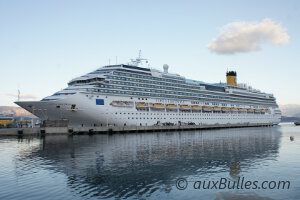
(104, 90, 274, 107)
(96, 87, 275, 107)
(117, 112, 265, 116)
(113, 71, 185, 84)
(110, 73, 273, 102)
(104, 80, 276, 104)
(86, 90, 273, 108)
(83, 88, 274, 108)
(92, 89, 274, 107)
(113, 71, 274, 100)
(109, 76, 212, 96)
(109, 74, 211, 95)
(127, 117, 269, 120)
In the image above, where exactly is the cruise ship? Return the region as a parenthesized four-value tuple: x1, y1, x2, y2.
(15, 55, 281, 127)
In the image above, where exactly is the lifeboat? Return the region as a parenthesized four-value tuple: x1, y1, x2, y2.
(110, 101, 134, 107)
(202, 106, 213, 112)
(166, 104, 177, 109)
(152, 103, 165, 109)
(238, 108, 247, 112)
(213, 106, 221, 111)
(136, 102, 148, 108)
(179, 104, 191, 109)
(247, 108, 254, 112)
(221, 107, 230, 112)
(254, 109, 261, 113)
(260, 109, 266, 113)
(231, 107, 238, 112)
(191, 105, 202, 110)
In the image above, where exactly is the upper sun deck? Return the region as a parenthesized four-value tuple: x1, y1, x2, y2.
(68, 63, 183, 85)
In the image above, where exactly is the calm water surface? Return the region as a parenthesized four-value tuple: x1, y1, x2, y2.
(0, 124, 299, 200)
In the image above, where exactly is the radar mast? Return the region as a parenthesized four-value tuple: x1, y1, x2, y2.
(130, 50, 148, 66)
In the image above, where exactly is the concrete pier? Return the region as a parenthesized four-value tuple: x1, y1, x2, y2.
(0, 123, 274, 136)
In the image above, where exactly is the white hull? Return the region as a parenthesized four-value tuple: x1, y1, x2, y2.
(16, 92, 281, 127)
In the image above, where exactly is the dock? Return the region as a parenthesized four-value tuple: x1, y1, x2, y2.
(0, 123, 274, 136)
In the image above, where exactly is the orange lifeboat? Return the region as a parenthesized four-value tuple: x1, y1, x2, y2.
(136, 102, 147, 108)
(231, 107, 238, 111)
(152, 103, 165, 109)
(203, 106, 213, 112)
(166, 104, 177, 109)
(179, 104, 191, 109)
(191, 105, 202, 110)
(247, 108, 254, 112)
(221, 107, 230, 112)
(213, 106, 221, 111)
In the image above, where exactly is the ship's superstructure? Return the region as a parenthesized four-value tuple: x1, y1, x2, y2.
(16, 56, 281, 127)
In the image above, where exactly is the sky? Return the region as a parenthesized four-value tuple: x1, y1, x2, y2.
(0, 0, 299, 106)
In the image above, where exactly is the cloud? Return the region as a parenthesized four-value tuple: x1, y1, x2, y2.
(7, 93, 38, 100)
(207, 19, 289, 54)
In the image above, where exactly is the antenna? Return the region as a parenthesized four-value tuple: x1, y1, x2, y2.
(130, 50, 148, 66)
(116, 56, 118, 64)
(17, 89, 20, 101)
(138, 50, 142, 60)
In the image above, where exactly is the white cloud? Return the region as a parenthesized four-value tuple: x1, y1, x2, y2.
(207, 19, 289, 54)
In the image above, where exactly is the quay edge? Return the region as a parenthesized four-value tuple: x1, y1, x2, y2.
(0, 123, 275, 137)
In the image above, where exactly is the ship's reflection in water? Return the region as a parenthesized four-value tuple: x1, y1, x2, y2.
(12, 126, 297, 200)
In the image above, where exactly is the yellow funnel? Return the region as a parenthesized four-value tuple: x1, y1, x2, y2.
(226, 71, 237, 86)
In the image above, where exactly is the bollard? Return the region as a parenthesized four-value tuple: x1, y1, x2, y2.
(89, 129, 94, 135)
(40, 129, 46, 137)
(18, 129, 23, 135)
